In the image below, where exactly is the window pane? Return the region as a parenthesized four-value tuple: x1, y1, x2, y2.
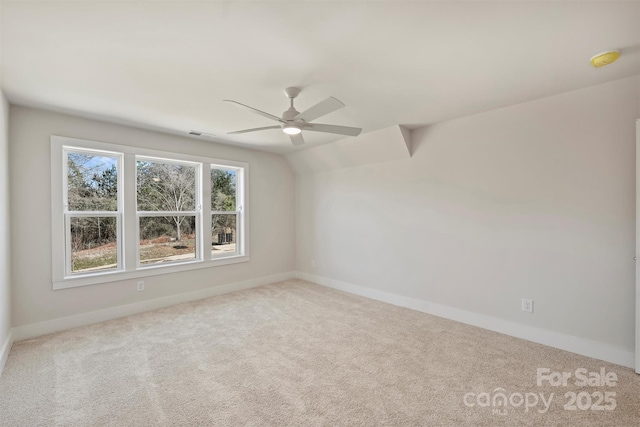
(67, 152, 118, 211)
(137, 160, 196, 211)
(212, 214, 237, 258)
(70, 216, 118, 273)
(211, 168, 236, 211)
(139, 215, 196, 265)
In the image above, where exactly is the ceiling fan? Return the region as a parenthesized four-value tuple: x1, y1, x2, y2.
(224, 87, 362, 146)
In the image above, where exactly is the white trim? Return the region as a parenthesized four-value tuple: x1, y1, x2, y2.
(63, 147, 125, 277)
(0, 330, 14, 379)
(636, 118, 640, 374)
(52, 135, 249, 168)
(53, 254, 251, 290)
(297, 271, 636, 369)
(14, 272, 296, 342)
(202, 163, 212, 259)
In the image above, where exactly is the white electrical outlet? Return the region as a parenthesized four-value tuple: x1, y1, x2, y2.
(137, 281, 145, 291)
(311, 260, 316, 268)
(522, 298, 533, 313)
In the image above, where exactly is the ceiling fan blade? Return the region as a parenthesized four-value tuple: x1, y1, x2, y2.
(228, 125, 281, 135)
(289, 133, 305, 146)
(223, 100, 283, 122)
(295, 97, 345, 123)
(303, 123, 362, 137)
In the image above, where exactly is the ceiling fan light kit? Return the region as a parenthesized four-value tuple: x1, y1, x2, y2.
(282, 124, 302, 135)
(224, 87, 362, 146)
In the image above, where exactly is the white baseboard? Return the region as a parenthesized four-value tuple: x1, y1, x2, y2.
(9, 270, 634, 370)
(12, 271, 296, 342)
(296, 271, 635, 369)
(0, 329, 14, 378)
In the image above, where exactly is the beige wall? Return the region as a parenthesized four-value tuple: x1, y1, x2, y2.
(9, 106, 295, 327)
(0, 0, 13, 360)
(5, 74, 640, 358)
(0, 94, 10, 352)
(296, 75, 640, 352)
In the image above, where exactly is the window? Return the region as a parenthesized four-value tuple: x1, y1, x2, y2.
(211, 167, 240, 258)
(65, 149, 123, 275)
(137, 158, 199, 266)
(51, 136, 249, 289)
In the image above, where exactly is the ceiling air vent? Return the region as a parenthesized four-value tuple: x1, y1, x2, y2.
(188, 130, 216, 138)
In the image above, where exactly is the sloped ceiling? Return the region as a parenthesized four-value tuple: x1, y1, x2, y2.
(286, 125, 411, 174)
(1, 1, 639, 154)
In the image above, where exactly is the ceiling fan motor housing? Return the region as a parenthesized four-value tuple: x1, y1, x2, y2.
(283, 87, 302, 121)
(282, 106, 301, 121)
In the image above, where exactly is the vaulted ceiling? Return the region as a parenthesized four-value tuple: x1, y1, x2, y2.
(1, 1, 639, 154)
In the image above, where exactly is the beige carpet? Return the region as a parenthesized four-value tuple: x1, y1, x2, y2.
(1, 279, 639, 426)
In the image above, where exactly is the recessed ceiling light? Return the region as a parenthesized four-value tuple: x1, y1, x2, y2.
(590, 50, 620, 68)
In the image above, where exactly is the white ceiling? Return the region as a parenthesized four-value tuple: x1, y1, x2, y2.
(1, 1, 639, 154)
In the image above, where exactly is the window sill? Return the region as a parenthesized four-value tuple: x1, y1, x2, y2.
(52, 255, 250, 290)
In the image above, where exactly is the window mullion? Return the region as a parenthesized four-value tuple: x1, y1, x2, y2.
(202, 163, 212, 259)
(211, 210, 240, 215)
(136, 211, 198, 216)
(66, 211, 119, 217)
(64, 213, 72, 277)
(237, 168, 246, 256)
(123, 152, 138, 271)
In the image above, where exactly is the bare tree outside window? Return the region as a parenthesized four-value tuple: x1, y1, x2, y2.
(137, 159, 198, 264)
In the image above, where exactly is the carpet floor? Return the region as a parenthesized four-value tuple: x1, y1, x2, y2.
(0, 279, 639, 426)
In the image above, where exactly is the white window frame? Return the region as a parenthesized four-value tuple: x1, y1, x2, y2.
(51, 135, 250, 290)
(63, 147, 124, 277)
(135, 156, 202, 268)
(211, 164, 244, 259)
